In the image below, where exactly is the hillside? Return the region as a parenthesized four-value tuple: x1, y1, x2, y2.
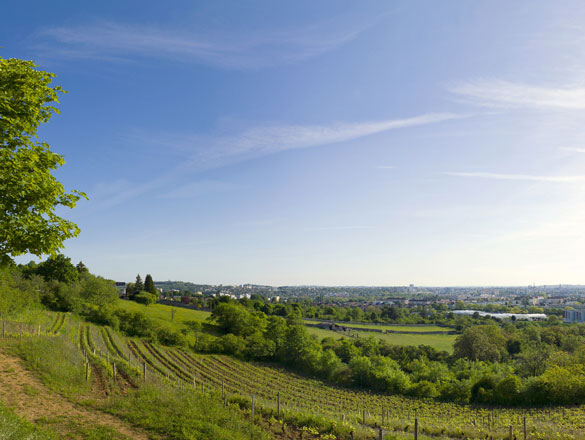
(1, 304, 585, 439)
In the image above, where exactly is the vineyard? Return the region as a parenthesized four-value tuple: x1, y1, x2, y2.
(4, 312, 585, 439)
(76, 318, 585, 439)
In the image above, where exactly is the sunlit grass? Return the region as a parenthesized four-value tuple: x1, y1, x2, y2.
(116, 299, 210, 325)
(0, 402, 56, 440)
(305, 325, 456, 353)
(105, 383, 269, 440)
(6, 335, 91, 397)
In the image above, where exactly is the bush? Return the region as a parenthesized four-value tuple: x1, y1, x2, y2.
(409, 380, 439, 398)
(134, 291, 157, 306)
(439, 380, 471, 403)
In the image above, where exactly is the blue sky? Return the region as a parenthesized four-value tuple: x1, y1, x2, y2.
(4, 1, 585, 285)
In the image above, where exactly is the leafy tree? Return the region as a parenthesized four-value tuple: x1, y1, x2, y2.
(470, 375, 496, 404)
(349, 356, 373, 387)
(453, 325, 506, 362)
(265, 315, 287, 353)
(515, 343, 550, 377)
(125, 282, 135, 297)
(0, 57, 86, 262)
(244, 332, 276, 359)
(35, 254, 79, 283)
(317, 349, 343, 380)
(79, 274, 118, 308)
(144, 274, 156, 294)
(133, 274, 144, 297)
(183, 319, 202, 334)
(494, 375, 521, 405)
(76, 261, 89, 274)
(409, 380, 438, 398)
(335, 339, 360, 363)
(211, 303, 266, 337)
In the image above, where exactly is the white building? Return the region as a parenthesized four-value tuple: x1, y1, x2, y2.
(563, 309, 585, 323)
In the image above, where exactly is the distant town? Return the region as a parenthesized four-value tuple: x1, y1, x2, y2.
(115, 280, 585, 323)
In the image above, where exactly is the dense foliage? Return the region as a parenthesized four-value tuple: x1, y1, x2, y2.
(196, 295, 558, 328)
(194, 300, 585, 406)
(0, 57, 85, 262)
(0, 256, 118, 324)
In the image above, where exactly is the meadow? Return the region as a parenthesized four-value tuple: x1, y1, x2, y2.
(116, 299, 210, 325)
(304, 325, 457, 353)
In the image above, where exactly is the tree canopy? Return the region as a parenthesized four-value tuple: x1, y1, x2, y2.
(0, 57, 85, 262)
(144, 274, 156, 294)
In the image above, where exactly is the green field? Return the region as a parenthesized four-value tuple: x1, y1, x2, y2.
(116, 300, 211, 325)
(305, 325, 457, 353)
(304, 321, 453, 333)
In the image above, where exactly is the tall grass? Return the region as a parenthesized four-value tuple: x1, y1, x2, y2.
(0, 402, 56, 440)
(105, 384, 270, 440)
(8, 335, 90, 397)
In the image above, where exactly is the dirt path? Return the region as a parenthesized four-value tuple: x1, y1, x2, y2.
(0, 350, 152, 440)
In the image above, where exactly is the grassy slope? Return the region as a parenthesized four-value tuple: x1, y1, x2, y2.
(1, 309, 269, 440)
(115, 300, 214, 345)
(305, 325, 456, 353)
(116, 300, 210, 327)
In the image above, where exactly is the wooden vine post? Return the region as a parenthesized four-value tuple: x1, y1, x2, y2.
(277, 391, 280, 416)
(414, 417, 419, 440)
(143, 362, 147, 382)
(523, 416, 527, 440)
(251, 394, 255, 418)
(2, 320, 5, 338)
(509, 425, 513, 440)
(85, 362, 89, 383)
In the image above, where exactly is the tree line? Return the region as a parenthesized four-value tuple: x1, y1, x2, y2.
(125, 273, 158, 305)
(200, 300, 585, 406)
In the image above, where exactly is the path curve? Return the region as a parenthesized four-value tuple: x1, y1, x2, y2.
(0, 350, 151, 440)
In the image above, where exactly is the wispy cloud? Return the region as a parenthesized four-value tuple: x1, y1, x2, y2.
(444, 171, 585, 183)
(149, 113, 461, 172)
(375, 165, 397, 169)
(94, 113, 458, 208)
(33, 19, 365, 69)
(450, 79, 585, 110)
